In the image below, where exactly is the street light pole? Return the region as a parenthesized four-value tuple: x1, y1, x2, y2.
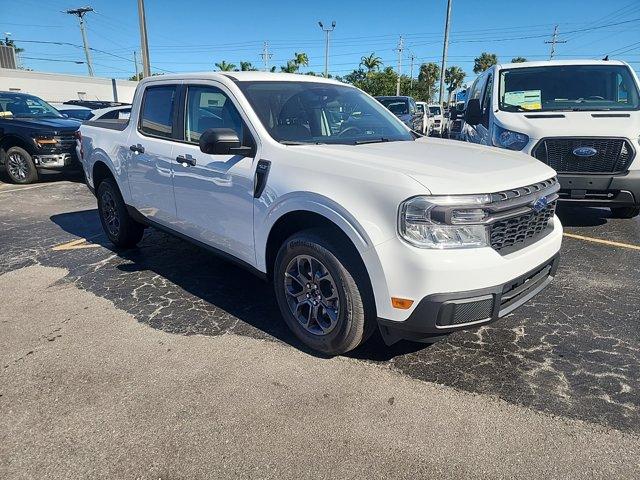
(438, 0, 453, 106)
(137, 0, 151, 78)
(66, 6, 94, 77)
(318, 21, 336, 78)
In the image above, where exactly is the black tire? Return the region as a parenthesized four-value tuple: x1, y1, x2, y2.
(610, 207, 640, 219)
(96, 178, 145, 248)
(273, 229, 375, 355)
(4, 146, 38, 184)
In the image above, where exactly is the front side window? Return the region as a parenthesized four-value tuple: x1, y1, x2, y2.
(0, 94, 62, 119)
(378, 97, 410, 116)
(238, 81, 412, 145)
(139, 85, 177, 138)
(499, 65, 640, 112)
(184, 85, 244, 144)
(481, 74, 493, 127)
(416, 104, 424, 114)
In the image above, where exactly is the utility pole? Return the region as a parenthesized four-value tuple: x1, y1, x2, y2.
(396, 35, 404, 95)
(66, 6, 94, 76)
(545, 25, 567, 60)
(260, 41, 273, 71)
(137, 0, 151, 77)
(318, 21, 336, 78)
(409, 52, 416, 89)
(439, 0, 452, 106)
(133, 51, 140, 80)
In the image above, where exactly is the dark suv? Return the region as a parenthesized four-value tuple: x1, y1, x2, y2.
(375, 96, 423, 132)
(0, 91, 81, 184)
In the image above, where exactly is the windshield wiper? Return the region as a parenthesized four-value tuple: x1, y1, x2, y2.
(353, 137, 390, 145)
(280, 140, 325, 145)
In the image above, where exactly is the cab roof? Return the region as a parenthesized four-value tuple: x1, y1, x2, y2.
(493, 59, 630, 70)
(139, 71, 345, 86)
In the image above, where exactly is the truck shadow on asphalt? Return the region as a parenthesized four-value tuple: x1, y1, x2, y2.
(556, 205, 611, 227)
(50, 209, 428, 361)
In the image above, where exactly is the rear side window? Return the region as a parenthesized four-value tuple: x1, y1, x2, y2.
(139, 85, 177, 138)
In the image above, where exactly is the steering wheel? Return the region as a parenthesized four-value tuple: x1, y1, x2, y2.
(338, 126, 363, 137)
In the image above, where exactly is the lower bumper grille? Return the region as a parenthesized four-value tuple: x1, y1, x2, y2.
(532, 137, 635, 174)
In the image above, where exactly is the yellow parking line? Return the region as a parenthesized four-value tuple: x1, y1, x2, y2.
(563, 233, 640, 251)
(52, 238, 102, 251)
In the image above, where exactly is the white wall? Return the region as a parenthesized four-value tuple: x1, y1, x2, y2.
(0, 69, 138, 103)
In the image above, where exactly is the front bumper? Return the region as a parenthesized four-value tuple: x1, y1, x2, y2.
(556, 171, 640, 207)
(377, 254, 559, 344)
(33, 152, 78, 170)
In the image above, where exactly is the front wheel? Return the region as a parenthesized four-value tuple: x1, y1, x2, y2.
(5, 146, 38, 184)
(273, 230, 375, 355)
(610, 206, 640, 219)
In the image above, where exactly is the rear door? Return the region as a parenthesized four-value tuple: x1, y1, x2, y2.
(127, 82, 181, 226)
(171, 82, 259, 266)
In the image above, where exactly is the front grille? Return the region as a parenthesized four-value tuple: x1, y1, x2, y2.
(448, 298, 493, 325)
(532, 138, 634, 174)
(489, 200, 556, 253)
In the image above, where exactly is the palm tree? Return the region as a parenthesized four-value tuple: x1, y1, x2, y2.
(360, 53, 383, 72)
(473, 52, 498, 74)
(240, 61, 257, 71)
(418, 62, 440, 102)
(445, 66, 466, 104)
(511, 57, 527, 63)
(280, 60, 298, 73)
(293, 52, 309, 68)
(215, 60, 236, 71)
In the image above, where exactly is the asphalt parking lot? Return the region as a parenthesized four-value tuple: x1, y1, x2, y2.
(1, 173, 639, 478)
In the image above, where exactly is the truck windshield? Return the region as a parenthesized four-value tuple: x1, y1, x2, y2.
(237, 81, 413, 145)
(428, 106, 441, 115)
(499, 64, 640, 112)
(0, 93, 63, 119)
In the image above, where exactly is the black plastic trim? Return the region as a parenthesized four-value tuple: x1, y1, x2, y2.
(126, 205, 267, 280)
(377, 254, 560, 345)
(557, 170, 640, 207)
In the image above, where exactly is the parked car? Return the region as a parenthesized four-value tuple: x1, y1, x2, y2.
(447, 101, 466, 140)
(63, 100, 130, 110)
(0, 91, 80, 184)
(427, 103, 444, 136)
(91, 105, 132, 121)
(463, 59, 640, 218)
(416, 101, 431, 134)
(79, 72, 562, 355)
(52, 103, 94, 121)
(375, 96, 423, 132)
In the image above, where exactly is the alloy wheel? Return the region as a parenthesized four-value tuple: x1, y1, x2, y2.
(7, 153, 29, 181)
(284, 255, 340, 336)
(100, 190, 121, 237)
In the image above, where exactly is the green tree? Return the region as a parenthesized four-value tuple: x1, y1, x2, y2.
(444, 66, 466, 104)
(473, 52, 498, 74)
(280, 60, 298, 73)
(215, 60, 236, 71)
(293, 52, 309, 68)
(360, 52, 383, 72)
(511, 56, 527, 63)
(417, 62, 440, 102)
(240, 61, 257, 71)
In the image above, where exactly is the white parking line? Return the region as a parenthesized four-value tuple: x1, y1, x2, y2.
(0, 183, 59, 194)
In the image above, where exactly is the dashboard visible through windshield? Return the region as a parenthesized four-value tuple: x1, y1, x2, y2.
(237, 81, 414, 145)
(499, 64, 640, 112)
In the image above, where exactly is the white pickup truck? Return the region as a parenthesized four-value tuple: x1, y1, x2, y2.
(79, 72, 562, 355)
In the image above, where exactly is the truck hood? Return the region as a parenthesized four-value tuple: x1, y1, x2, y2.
(306, 138, 556, 195)
(494, 110, 640, 139)
(3, 117, 81, 133)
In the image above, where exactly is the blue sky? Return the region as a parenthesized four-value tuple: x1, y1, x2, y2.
(1, 0, 639, 84)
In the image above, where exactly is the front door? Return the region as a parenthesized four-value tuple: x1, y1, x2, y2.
(127, 83, 180, 226)
(171, 83, 258, 266)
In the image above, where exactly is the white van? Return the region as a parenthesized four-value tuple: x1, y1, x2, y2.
(427, 103, 443, 136)
(463, 60, 640, 218)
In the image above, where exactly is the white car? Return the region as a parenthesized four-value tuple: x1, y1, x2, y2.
(52, 103, 93, 122)
(463, 59, 640, 218)
(91, 105, 131, 121)
(427, 103, 443, 136)
(416, 101, 431, 134)
(79, 72, 562, 355)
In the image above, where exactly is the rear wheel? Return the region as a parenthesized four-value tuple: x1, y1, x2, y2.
(273, 230, 375, 355)
(97, 178, 145, 248)
(5, 146, 38, 184)
(610, 206, 640, 219)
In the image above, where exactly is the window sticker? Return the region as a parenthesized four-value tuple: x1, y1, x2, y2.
(504, 90, 542, 110)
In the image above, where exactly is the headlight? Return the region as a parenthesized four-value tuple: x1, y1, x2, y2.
(399, 195, 491, 249)
(492, 124, 529, 151)
(34, 135, 58, 148)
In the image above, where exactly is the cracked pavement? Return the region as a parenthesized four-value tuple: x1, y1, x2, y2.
(0, 176, 639, 451)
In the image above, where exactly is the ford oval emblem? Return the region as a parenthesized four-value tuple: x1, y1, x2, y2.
(532, 196, 550, 213)
(573, 146, 598, 157)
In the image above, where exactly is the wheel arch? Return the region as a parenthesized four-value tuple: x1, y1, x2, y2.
(0, 135, 34, 164)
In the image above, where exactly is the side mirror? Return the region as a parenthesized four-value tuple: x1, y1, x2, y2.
(199, 128, 252, 156)
(465, 99, 482, 126)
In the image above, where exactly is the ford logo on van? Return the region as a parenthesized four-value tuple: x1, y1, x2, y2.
(532, 196, 550, 213)
(573, 146, 598, 157)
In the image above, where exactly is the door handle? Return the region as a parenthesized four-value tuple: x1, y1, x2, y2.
(129, 144, 145, 154)
(176, 154, 197, 167)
